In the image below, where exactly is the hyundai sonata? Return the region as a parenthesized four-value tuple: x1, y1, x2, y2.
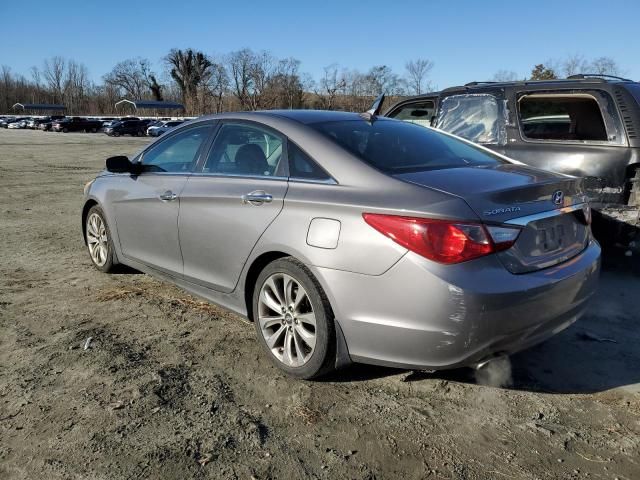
(82, 109, 600, 379)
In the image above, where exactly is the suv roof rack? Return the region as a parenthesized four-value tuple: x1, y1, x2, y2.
(441, 76, 632, 93)
(567, 73, 633, 82)
(463, 81, 499, 86)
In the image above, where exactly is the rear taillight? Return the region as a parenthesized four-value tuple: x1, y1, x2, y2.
(363, 213, 520, 264)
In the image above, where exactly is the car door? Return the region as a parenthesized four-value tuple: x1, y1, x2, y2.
(502, 89, 629, 202)
(112, 123, 213, 275)
(178, 121, 289, 292)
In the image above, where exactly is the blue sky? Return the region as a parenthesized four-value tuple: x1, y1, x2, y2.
(1, 0, 638, 88)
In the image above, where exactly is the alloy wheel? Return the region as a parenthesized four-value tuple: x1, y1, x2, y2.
(86, 213, 108, 267)
(258, 273, 317, 367)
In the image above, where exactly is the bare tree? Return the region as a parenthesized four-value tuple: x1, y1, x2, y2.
(561, 54, 590, 77)
(148, 74, 164, 101)
(42, 56, 66, 104)
(165, 49, 213, 114)
(492, 70, 520, 82)
(227, 48, 255, 110)
(270, 57, 306, 109)
(248, 51, 276, 110)
(103, 58, 155, 100)
(64, 60, 91, 113)
(205, 62, 229, 113)
(405, 59, 434, 95)
(315, 64, 345, 109)
(1, 65, 12, 112)
(590, 57, 623, 76)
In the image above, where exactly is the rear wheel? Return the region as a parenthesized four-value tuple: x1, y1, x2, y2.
(113, 131, 120, 137)
(253, 257, 336, 379)
(62, 127, 68, 133)
(85, 206, 116, 273)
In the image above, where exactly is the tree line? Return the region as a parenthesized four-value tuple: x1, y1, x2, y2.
(0, 49, 626, 115)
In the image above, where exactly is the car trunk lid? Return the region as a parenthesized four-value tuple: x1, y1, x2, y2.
(394, 163, 592, 273)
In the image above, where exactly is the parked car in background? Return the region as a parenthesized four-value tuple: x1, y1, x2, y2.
(32, 116, 59, 130)
(82, 110, 600, 379)
(385, 74, 640, 244)
(104, 119, 147, 137)
(52, 117, 104, 133)
(144, 120, 163, 134)
(8, 118, 28, 129)
(0, 117, 18, 128)
(39, 120, 54, 131)
(147, 120, 184, 137)
(101, 117, 139, 130)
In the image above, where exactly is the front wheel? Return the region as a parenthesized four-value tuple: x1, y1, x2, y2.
(85, 206, 116, 273)
(253, 257, 336, 379)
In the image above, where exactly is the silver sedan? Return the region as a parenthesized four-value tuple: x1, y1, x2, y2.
(82, 110, 600, 379)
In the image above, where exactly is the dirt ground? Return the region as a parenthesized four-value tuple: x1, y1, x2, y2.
(0, 129, 639, 480)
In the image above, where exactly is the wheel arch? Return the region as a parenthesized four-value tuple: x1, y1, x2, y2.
(242, 250, 352, 370)
(81, 199, 99, 245)
(243, 251, 290, 322)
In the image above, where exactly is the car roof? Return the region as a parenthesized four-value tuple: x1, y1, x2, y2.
(197, 109, 374, 125)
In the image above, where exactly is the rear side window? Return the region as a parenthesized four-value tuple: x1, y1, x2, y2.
(435, 94, 503, 144)
(387, 100, 435, 128)
(311, 119, 505, 174)
(288, 142, 331, 181)
(519, 93, 608, 141)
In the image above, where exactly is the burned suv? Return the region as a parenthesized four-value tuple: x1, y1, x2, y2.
(385, 75, 640, 242)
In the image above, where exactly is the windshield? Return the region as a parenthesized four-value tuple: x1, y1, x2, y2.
(310, 119, 506, 174)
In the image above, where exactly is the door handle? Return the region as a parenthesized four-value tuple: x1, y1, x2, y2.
(159, 191, 178, 201)
(242, 191, 273, 205)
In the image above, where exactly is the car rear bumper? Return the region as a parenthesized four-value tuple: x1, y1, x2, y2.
(314, 240, 601, 370)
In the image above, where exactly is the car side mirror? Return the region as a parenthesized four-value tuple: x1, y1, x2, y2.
(106, 156, 139, 174)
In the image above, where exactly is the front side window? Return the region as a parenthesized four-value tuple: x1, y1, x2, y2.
(203, 123, 284, 177)
(435, 94, 503, 144)
(387, 100, 436, 128)
(518, 93, 612, 142)
(141, 125, 210, 173)
(311, 119, 505, 174)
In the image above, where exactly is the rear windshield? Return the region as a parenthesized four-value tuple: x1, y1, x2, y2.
(310, 119, 506, 174)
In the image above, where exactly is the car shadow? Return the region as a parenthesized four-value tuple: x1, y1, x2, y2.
(328, 262, 640, 395)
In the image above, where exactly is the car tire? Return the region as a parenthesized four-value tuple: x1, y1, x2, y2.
(252, 257, 336, 379)
(91, 127, 97, 133)
(85, 205, 116, 273)
(62, 127, 68, 133)
(113, 131, 120, 137)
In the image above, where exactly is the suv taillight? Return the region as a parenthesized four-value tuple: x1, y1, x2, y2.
(363, 213, 520, 264)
